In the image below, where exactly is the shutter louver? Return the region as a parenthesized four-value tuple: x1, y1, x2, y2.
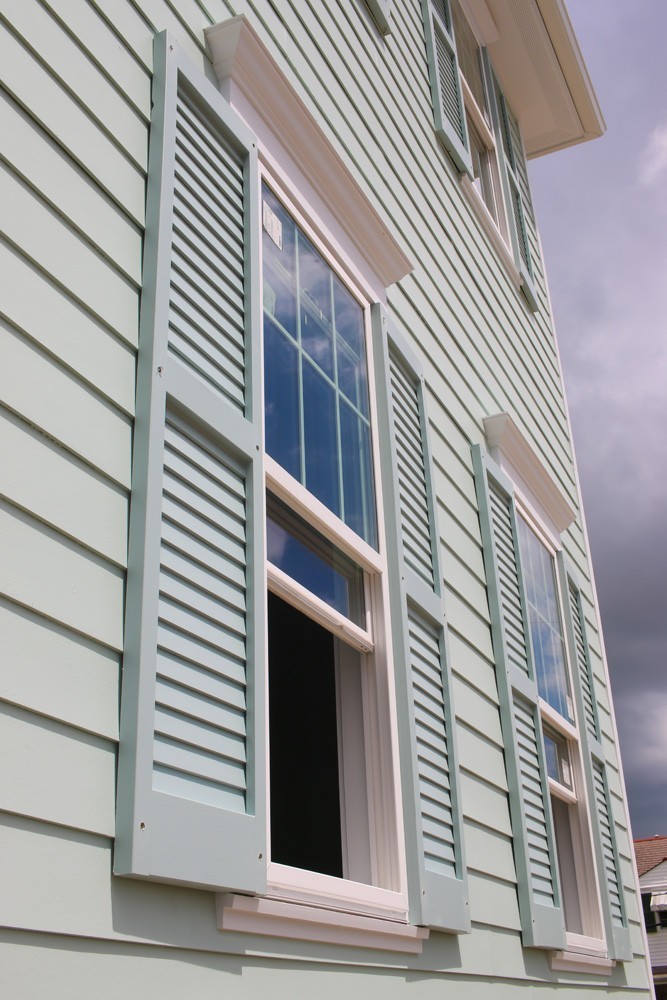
(115, 33, 266, 894)
(593, 764, 625, 928)
(422, 0, 472, 175)
(373, 304, 469, 933)
(409, 608, 456, 875)
(170, 94, 247, 411)
(567, 579, 599, 743)
(514, 695, 557, 907)
(472, 446, 565, 949)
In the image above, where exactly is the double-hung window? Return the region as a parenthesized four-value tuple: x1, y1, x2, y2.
(473, 415, 631, 961)
(115, 22, 469, 945)
(260, 180, 403, 905)
(516, 512, 603, 947)
(421, 0, 538, 308)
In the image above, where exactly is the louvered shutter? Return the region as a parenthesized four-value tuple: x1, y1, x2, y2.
(422, 0, 473, 176)
(373, 305, 469, 933)
(482, 57, 539, 312)
(115, 33, 266, 894)
(472, 447, 566, 948)
(559, 563, 632, 960)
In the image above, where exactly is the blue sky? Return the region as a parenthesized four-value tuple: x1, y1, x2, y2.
(529, 0, 667, 840)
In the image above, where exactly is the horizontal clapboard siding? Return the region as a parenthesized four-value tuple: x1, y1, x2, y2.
(3, 0, 645, 993)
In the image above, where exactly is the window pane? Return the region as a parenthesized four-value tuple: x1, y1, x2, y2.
(551, 795, 584, 934)
(266, 493, 365, 626)
(299, 233, 334, 379)
(262, 188, 298, 341)
(303, 358, 340, 516)
(261, 184, 377, 548)
(264, 317, 300, 480)
(518, 517, 573, 722)
(340, 400, 377, 548)
(334, 277, 368, 417)
(543, 727, 573, 790)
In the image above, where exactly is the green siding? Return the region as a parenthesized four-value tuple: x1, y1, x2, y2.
(0, 0, 648, 996)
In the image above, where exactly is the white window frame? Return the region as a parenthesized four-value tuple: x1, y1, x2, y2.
(515, 500, 606, 955)
(448, 0, 521, 283)
(259, 167, 409, 921)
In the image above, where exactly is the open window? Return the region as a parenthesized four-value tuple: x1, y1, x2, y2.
(473, 414, 630, 961)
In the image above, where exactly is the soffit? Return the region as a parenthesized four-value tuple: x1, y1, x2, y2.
(474, 0, 605, 158)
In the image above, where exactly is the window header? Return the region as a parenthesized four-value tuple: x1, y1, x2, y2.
(483, 412, 575, 534)
(205, 15, 412, 288)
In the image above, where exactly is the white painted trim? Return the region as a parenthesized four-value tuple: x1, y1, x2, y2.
(205, 16, 412, 289)
(216, 892, 427, 952)
(266, 458, 383, 574)
(550, 948, 614, 975)
(460, 176, 519, 286)
(267, 563, 374, 654)
(266, 863, 407, 916)
(484, 412, 576, 533)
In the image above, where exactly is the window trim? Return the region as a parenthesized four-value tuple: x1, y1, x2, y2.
(515, 492, 605, 950)
(259, 167, 410, 915)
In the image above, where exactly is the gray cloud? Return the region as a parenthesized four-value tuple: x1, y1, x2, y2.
(530, 0, 667, 840)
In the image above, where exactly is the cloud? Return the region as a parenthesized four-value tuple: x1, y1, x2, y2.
(639, 123, 667, 186)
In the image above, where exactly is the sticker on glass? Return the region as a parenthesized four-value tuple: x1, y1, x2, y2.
(263, 200, 283, 250)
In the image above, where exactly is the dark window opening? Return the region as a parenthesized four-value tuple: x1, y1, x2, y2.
(268, 591, 343, 878)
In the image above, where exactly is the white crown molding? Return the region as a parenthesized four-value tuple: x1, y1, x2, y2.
(216, 893, 428, 953)
(205, 16, 412, 289)
(483, 412, 576, 533)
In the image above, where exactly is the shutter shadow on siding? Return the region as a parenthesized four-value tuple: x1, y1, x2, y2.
(115, 32, 266, 894)
(472, 446, 566, 949)
(559, 561, 632, 961)
(373, 304, 469, 933)
(422, 0, 472, 176)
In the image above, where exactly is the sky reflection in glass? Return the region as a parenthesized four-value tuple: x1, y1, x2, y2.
(262, 185, 377, 547)
(517, 517, 573, 722)
(266, 494, 365, 627)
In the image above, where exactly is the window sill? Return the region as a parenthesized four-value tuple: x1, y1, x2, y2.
(216, 893, 429, 953)
(549, 949, 615, 975)
(459, 174, 521, 290)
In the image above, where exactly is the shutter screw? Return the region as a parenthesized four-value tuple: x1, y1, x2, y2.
(157, 366, 163, 376)
(140, 822, 146, 831)
(258, 853, 263, 860)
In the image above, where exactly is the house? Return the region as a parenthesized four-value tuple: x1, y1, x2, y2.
(636, 836, 667, 998)
(0, 0, 654, 997)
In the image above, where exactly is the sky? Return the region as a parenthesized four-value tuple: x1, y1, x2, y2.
(528, 0, 667, 841)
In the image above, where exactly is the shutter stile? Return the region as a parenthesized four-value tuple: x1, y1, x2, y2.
(559, 560, 632, 960)
(373, 304, 469, 933)
(116, 33, 266, 894)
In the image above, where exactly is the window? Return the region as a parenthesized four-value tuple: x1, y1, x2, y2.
(116, 24, 469, 945)
(472, 414, 631, 960)
(260, 182, 402, 902)
(449, 0, 506, 236)
(517, 514, 602, 946)
(421, 0, 538, 308)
